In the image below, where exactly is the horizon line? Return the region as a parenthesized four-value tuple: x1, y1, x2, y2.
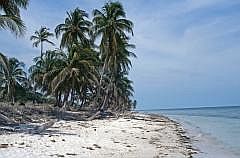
(136, 105, 240, 111)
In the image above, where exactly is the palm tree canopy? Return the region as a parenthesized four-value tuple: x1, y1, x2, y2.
(0, 52, 26, 102)
(55, 8, 92, 49)
(0, 0, 29, 36)
(30, 26, 55, 58)
(29, 49, 66, 93)
(43, 46, 99, 95)
(92, 1, 134, 75)
(30, 26, 55, 47)
(92, 1, 133, 40)
(91, 2, 136, 111)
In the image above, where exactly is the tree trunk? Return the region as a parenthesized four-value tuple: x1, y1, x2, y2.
(58, 90, 69, 120)
(100, 91, 108, 111)
(93, 60, 107, 108)
(87, 86, 109, 121)
(80, 99, 85, 108)
(40, 41, 43, 59)
(12, 96, 15, 105)
(70, 89, 75, 106)
(7, 82, 11, 102)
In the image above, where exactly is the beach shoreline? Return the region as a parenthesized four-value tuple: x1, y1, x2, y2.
(168, 115, 240, 158)
(0, 112, 196, 158)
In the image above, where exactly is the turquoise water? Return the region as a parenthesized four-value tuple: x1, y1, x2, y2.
(147, 106, 240, 158)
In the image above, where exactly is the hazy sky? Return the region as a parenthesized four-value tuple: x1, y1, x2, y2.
(1, 0, 240, 109)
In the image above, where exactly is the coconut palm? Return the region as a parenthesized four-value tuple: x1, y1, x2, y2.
(115, 74, 134, 111)
(116, 37, 136, 74)
(30, 26, 55, 59)
(55, 8, 92, 49)
(92, 1, 134, 110)
(92, 1, 133, 70)
(43, 45, 99, 107)
(29, 49, 66, 93)
(0, 0, 29, 36)
(0, 53, 27, 104)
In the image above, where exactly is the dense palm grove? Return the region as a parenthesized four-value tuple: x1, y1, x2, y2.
(0, 0, 137, 113)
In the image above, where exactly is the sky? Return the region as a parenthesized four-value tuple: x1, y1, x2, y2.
(1, 0, 240, 109)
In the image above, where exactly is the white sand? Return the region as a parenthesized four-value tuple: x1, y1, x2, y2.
(0, 114, 193, 158)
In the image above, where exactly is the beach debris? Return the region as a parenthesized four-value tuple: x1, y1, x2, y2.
(66, 153, 77, 156)
(121, 130, 126, 133)
(31, 120, 55, 134)
(56, 154, 65, 157)
(19, 142, 24, 145)
(0, 144, 8, 148)
(50, 139, 56, 142)
(86, 147, 95, 150)
(0, 119, 55, 134)
(0, 126, 16, 132)
(113, 141, 120, 143)
(87, 111, 101, 121)
(93, 144, 101, 148)
(50, 154, 65, 157)
(0, 113, 16, 125)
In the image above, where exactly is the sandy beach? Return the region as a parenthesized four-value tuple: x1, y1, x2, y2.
(0, 113, 195, 158)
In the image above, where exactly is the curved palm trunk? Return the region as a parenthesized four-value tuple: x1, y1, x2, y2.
(89, 34, 116, 120)
(93, 58, 107, 109)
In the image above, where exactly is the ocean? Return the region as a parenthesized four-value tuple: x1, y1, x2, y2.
(146, 106, 240, 158)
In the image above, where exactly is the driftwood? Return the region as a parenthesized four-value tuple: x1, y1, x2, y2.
(31, 120, 55, 134)
(0, 120, 55, 134)
(0, 113, 16, 125)
(87, 111, 101, 121)
(87, 110, 117, 121)
(0, 126, 16, 132)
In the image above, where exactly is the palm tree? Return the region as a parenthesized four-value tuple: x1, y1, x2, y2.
(116, 37, 136, 74)
(0, 0, 29, 36)
(43, 45, 99, 108)
(55, 8, 92, 49)
(29, 49, 65, 94)
(30, 26, 55, 59)
(0, 53, 26, 104)
(92, 1, 134, 110)
(92, 1, 133, 69)
(114, 74, 134, 111)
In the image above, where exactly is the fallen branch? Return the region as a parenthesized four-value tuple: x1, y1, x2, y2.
(87, 111, 101, 121)
(0, 113, 16, 125)
(0, 126, 16, 132)
(31, 120, 55, 134)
